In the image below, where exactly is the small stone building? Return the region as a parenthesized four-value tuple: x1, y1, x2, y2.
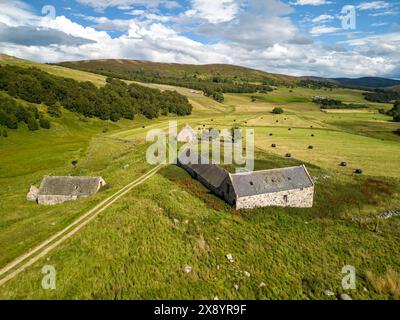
(177, 124, 198, 143)
(177, 149, 314, 209)
(29, 176, 106, 205)
(227, 166, 314, 209)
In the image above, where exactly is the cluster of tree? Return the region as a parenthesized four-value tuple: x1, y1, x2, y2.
(312, 96, 365, 109)
(62, 67, 273, 103)
(363, 89, 400, 103)
(385, 100, 400, 122)
(299, 80, 337, 89)
(0, 94, 50, 131)
(0, 65, 192, 122)
(272, 107, 284, 114)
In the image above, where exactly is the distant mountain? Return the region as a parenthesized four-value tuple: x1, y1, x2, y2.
(331, 77, 400, 89)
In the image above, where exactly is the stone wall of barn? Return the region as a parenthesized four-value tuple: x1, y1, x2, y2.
(38, 195, 78, 205)
(235, 186, 314, 210)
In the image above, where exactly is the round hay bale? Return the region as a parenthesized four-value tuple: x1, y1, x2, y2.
(269, 133, 273, 136)
(308, 145, 314, 150)
(288, 128, 292, 131)
(311, 134, 315, 137)
(276, 120, 279, 123)
(285, 153, 292, 158)
(271, 144, 277, 148)
(340, 162, 348, 167)
(355, 169, 363, 174)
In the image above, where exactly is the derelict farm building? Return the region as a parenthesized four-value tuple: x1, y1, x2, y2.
(177, 150, 314, 209)
(29, 176, 107, 205)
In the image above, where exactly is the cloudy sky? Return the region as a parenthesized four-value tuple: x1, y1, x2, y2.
(0, 0, 399, 78)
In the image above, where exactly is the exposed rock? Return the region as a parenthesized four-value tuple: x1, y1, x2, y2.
(339, 293, 352, 300)
(243, 271, 251, 277)
(259, 282, 266, 288)
(213, 296, 219, 300)
(183, 265, 192, 274)
(184, 219, 189, 225)
(173, 219, 180, 225)
(324, 290, 335, 296)
(123, 164, 129, 169)
(234, 284, 240, 291)
(27, 185, 39, 202)
(226, 254, 234, 263)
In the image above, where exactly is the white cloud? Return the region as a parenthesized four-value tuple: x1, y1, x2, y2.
(290, 0, 331, 6)
(75, 0, 180, 11)
(357, 1, 390, 11)
(310, 25, 340, 34)
(368, 10, 399, 17)
(184, 0, 239, 23)
(312, 14, 334, 23)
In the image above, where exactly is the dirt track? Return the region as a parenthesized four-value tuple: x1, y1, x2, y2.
(0, 165, 163, 287)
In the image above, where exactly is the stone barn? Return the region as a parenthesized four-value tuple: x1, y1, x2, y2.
(177, 150, 229, 198)
(177, 149, 314, 209)
(29, 176, 106, 205)
(177, 124, 198, 143)
(227, 166, 314, 209)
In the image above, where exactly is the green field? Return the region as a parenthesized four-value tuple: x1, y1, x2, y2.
(0, 56, 399, 300)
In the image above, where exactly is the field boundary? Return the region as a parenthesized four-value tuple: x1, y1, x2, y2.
(0, 164, 163, 287)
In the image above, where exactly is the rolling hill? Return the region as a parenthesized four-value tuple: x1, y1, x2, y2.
(332, 77, 400, 89)
(56, 59, 297, 84)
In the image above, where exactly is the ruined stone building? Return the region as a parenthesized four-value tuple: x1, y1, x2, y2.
(177, 149, 314, 209)
(27, 176, 106, 205)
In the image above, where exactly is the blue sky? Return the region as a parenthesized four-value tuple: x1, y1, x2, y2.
(1, 0, 399, 78)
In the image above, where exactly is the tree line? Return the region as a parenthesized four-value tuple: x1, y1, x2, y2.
(312, 96, 365, 109)
(0, 65, 192, 122)
(363, 89, 400, 103)
(0, 93, 50, 132)
(57, 66, 274, 103)
(381, 100, 400, 122)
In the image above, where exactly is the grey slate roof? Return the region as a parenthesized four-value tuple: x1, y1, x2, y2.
(38, 176, 104, 196)
(178, 149, 228, 189)
(230, 165, 313, 197)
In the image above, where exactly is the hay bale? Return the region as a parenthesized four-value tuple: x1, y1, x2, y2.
(311, 134, 315, 137)
(271, 144, 277, 148)
(288, 128, 292, 131)
(285, 153, 292, 158)
(308, 145, 314, 150)
(269, 133, 273, 136)
(340, 162, 348, 167)
(355, 169, 363, 174)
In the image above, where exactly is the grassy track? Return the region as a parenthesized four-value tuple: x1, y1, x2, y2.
(0, 55, 399, 299)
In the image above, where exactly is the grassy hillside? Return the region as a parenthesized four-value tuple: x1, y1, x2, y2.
(0, 54, 106, 86)
(0, 55, 399, 300)
(57, 59, 297, 84)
